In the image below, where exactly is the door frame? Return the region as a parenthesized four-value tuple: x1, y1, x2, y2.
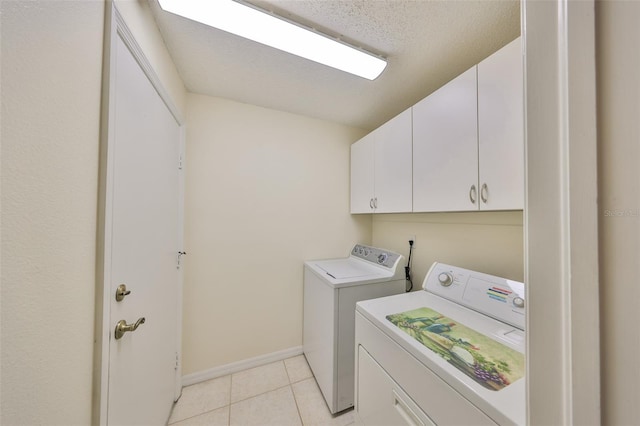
(92, 3, 185, 424)
(523, 0, 600, 424)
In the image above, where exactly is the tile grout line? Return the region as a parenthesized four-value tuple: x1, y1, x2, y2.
(286, 356, 314, 425)
(290, 384, 306, 426)
(230, 382, 294, 405)
(284, 357, 309, 425)
(229, 360, 289, 404)
(227, 369, 233, 426)
(169, 374, 233, 425)
(171, 356, 312, 425)
(168, 405, 226, 426)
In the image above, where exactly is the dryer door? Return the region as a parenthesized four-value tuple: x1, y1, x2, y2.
(357, 346, 435, 426)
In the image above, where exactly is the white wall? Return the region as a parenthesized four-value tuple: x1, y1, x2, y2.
(596, 1, 640, 423)
(1, 1, 185, 423)
(372, 212, 524, 286)
(183, 93, 371, 374)
(0, 2, 104, 424)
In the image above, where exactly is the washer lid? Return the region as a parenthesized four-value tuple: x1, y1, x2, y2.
(315, 258, 387, 280)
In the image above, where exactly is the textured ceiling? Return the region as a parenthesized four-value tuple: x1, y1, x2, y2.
(149, 0, 520, 130)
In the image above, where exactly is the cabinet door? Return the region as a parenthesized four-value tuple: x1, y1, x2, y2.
(350, 133, 375, 213)
(374, 109, 413, 213)
(413, 67, 479, 212)
(478, 37, 524, 210)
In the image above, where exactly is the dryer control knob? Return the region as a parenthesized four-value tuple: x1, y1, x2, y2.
(438, 272, 453, 287)
(513, 297, 525, 308)
(377, 253, 388, 264)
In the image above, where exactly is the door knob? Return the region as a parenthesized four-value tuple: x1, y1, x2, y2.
(114, 317, 145, 340)
(115, 284, 131, 302)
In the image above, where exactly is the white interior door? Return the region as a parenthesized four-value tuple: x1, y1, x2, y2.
(105, 32, 182, 425)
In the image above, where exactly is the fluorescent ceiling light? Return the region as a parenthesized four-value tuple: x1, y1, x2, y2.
(157, 0, 387, 80)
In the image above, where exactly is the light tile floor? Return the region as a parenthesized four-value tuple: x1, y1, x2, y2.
(169, 355, 355, 426)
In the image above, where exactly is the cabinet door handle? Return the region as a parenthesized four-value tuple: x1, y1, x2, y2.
(481, 183, 489, 204)
(369, 198, 374, 209)
(373, 197, 378, 209)
(469, 185, 477, 204)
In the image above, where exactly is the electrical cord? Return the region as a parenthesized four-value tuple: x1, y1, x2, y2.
(405, 239, 414, 292)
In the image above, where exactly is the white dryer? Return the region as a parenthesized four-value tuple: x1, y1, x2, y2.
(355, 262, 526, 425)
(303, 244, 405, 414)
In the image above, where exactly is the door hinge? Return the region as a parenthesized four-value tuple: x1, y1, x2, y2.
(175, 352, 179, 371)
(178, 152, 184, 170)
(177, 251, 187, 269)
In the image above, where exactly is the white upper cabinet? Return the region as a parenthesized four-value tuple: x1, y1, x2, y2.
(350, 131, 376, 214)
(412, 66, 479, 212)
(374, 109, 413, 213)
(412, 37, 523, 212)
(352, 37, 523, 214)
(350, 109, 412, 213)
(477, 37, 524, 210)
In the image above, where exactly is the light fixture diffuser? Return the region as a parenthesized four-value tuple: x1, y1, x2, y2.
(158, 0, 387, 80)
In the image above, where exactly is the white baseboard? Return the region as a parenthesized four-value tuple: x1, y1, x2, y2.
(181, 346, 304, 387)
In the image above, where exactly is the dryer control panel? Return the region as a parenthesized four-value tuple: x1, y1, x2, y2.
(351, 244, 401, 269)
(423, 262, 525, 330)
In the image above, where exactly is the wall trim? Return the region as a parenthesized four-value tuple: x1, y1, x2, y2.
(112, 5, 183, 124)
(182, 346, 304, 387)
(523, 0, 600, 424)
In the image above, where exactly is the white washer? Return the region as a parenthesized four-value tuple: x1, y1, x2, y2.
(355, 262, 525, 425)
(303, 244, 405, 414)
